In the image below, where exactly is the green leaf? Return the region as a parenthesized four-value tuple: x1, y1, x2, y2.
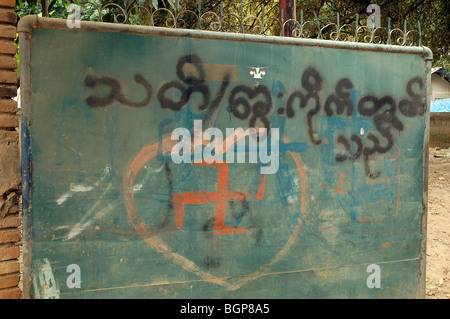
(166, 0, 174, 9)
(166, 0, 181, 11)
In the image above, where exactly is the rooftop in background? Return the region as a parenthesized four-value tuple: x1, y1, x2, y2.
(431, 67, 450, 101)
(432, 68, 450, 82)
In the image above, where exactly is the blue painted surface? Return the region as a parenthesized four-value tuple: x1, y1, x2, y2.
(22, 23, 428, 298)
(431, 98, 450, 112)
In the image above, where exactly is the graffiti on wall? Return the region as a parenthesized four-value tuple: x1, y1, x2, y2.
(85, 54, 425, 179)
(68, 53, 425, 289)
(23, 19, 428, 298)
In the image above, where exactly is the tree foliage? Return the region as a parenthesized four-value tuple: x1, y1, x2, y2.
(14, 0, 449, 67)
(314, 0, 449, 67)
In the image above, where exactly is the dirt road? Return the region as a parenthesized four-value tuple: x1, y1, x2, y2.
(426, 147, 450, 299)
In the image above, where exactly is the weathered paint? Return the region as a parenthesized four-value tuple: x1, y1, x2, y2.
(19, 17, 431, 299)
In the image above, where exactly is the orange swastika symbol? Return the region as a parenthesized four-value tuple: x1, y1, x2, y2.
(173, 161, 266, 235)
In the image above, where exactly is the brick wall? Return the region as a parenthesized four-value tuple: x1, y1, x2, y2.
(0, 0, 22, 299)
(430, 112, 450, 149)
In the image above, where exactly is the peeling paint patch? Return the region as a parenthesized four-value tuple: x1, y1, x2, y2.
(33, 258, 60, 299)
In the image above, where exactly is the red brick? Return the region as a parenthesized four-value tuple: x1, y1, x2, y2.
(0, 259, 19, 275)
(0, 245, 20, 261)
(0, 55, 17, 69)
(0, 193, 20, 218)
(0, 287, 21, 298)
(0, 25, 16, 39)
(0, 85, 16, 98)
(0, 229, 20, 244)
(0, 71, 17, 84)
(0, 113, 18, 128)
(0, 9, 16, 24)
(0, 215, 21, 229)
(0, 40, 16, 55)
(0, 273, 20, 289)
(0, 98, 17, 113)
(0, 129, 18, 140)
(0, 0, 16, 9)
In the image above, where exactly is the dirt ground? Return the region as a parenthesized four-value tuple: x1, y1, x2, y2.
(426, 147, 450, 299)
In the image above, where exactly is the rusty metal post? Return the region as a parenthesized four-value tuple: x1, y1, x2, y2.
(280, 0, 296, 36)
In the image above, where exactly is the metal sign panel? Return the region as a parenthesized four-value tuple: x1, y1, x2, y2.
(19, 16, 431, 299)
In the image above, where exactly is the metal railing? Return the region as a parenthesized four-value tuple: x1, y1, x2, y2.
(30, 0, 422, 47)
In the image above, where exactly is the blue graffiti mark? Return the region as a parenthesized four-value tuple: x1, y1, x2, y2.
(270, 81, 308, 226)
(106, 104, 119, 178)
